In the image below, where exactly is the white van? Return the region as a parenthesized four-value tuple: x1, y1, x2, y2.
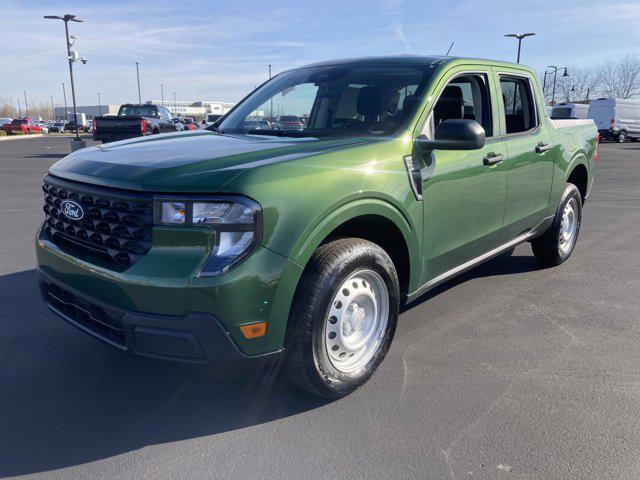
(551, 102, 589, 120)
(588, 98, 640, 142)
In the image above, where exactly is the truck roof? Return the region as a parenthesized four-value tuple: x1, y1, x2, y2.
(295, 55, 534, 73)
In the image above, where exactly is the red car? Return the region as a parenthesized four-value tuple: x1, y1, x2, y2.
(181, 117, 198, 131)
(3, 118, 42, 135)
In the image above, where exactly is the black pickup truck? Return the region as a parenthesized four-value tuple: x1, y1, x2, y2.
(93, 104, 180, 143)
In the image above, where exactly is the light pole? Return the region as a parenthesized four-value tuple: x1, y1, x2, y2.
(62, 82, 68, 121)
(51, 96, 55, 120)
(17, 98, 22, 118)
(44, 14, 87, 144)
(545, 66, 569, 106)
(23, 90, 29, 117)
(135, 62, 142, 103)
(160, 84, 164, 106)
(504, 33, 536, 63)
(173, 92, 177, 116)
(97, 92, 102, 115)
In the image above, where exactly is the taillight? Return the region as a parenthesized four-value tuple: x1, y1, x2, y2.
(92, 119, 96, 132)
(610, 118, 615, 128)
(140, 119, 147, 134)
(594, 132, 600, 162)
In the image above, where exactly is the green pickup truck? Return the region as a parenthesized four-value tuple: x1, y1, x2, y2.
(36, 56, 597, 397)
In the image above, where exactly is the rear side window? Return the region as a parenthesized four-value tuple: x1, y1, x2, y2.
(499, 76, 538, 134)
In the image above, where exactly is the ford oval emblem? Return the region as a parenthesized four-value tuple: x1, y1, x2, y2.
(60, 200, 85, 221)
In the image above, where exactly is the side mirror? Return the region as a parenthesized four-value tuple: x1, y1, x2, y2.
(415, 119, 485, 153)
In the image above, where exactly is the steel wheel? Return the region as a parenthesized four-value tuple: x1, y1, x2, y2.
(324, 269, 389, 373)
(558, 197, 578, 256)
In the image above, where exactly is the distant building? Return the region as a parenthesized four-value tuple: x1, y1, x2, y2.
(148, 100, 236, 118)
(53, 104, 120, 121)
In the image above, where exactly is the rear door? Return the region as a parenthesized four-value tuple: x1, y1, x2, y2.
(418, 67, 509, 280)
(495, 69, 555, 241)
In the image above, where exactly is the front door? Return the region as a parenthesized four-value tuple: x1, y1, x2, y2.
(418, 71, 509, 281)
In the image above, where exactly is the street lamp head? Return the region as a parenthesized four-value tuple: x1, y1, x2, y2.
(522, 32, 536, 38)
(504, 34, 519, 38)
(44, 15, 64, 20)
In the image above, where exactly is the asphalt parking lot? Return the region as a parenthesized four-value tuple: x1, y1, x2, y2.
(1, 136, 639, 479)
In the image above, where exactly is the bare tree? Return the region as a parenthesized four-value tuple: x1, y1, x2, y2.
(556, 67, 601, 103)
(598, 54, 640, 99)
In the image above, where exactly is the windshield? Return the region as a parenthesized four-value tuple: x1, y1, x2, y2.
(118, 105, 158, 117)
(218, 63, 433, 137)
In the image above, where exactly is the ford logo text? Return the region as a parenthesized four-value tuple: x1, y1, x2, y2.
(60, 200, 85, 221)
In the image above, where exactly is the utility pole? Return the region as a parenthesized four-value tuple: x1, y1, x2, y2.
(161, 84, 164, 106)
(97, 92, 102, 115)
(17, 98, 22, 118)
(135, 62, 141, 103)
(51, 96, 55, 120)
(23, 90, 29, 117)
(173, 92, 177, 116)
(268, 64, 273, 128)
(62, 82, 68, 121)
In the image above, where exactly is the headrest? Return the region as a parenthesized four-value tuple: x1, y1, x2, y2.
(434, 85, 464, 122)
(357, 86, 383, 117)
(402, 94, 420, 114)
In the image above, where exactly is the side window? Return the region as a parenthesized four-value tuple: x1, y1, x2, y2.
(499, 76, 538, 134)
(424, 74, 493, 138)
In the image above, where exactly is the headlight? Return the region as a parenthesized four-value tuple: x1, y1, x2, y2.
(154, 196, 261, 276)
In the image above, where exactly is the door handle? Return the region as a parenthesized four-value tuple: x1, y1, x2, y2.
(483, 153, 504, 166)
(535, 143, 551, 153)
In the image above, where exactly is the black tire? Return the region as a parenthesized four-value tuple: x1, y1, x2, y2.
(286, 238, 399, 398)
(531, 183, 582, 267)
(153, 128, 160, 135)
(617, 131, 627, 143)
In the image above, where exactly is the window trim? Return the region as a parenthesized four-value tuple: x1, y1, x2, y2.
(495, 71, 541, 138)
(419, 70, 496, 141)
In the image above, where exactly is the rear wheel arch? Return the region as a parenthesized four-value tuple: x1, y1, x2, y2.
(566, 162, 589, 202)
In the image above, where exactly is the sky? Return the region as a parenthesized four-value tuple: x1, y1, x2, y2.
(2, 0, 640, 109)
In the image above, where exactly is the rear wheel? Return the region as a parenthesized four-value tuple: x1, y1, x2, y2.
(617, 131, 627, 143)
(286, 238, 399, 398)
(26, 129, 31, 135)
(531, 183, 582, 266)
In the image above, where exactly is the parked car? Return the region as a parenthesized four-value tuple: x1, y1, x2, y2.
(48, 122, 66, 133)
(551, 102, 589, 119)
(3, 118, 42, 134)
(181, 117, 198, 131)
(36, 55, 596, 398)
(38, 123, 49, 134)
(272, 115, 304, 130)
(588, 98, 640, 142)
(93, 104, 180, 143)
(0, 117, 13, 127)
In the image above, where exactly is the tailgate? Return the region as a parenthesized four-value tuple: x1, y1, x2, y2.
(95, 116, 142, 135)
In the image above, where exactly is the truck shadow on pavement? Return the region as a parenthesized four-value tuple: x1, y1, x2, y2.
(0, 269, 329, 478)
(0, 252, 539, 477)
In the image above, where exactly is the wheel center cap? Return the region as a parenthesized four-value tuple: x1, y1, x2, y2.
(342, 303, 366, 337)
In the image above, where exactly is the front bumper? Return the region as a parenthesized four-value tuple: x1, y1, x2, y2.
(38, 269, 281, 372)
(36, 222, 303, 361)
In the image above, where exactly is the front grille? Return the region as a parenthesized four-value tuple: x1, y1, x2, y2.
(42, 279, 126, 348)
(42, 175, 153, 270)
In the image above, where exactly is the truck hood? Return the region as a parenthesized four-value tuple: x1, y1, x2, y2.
(49, 130, 381, 192)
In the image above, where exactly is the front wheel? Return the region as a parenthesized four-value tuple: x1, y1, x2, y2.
(617, 131, 627, 143)
(531, 183, 582, 266)
(286, 238, 399, 398)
